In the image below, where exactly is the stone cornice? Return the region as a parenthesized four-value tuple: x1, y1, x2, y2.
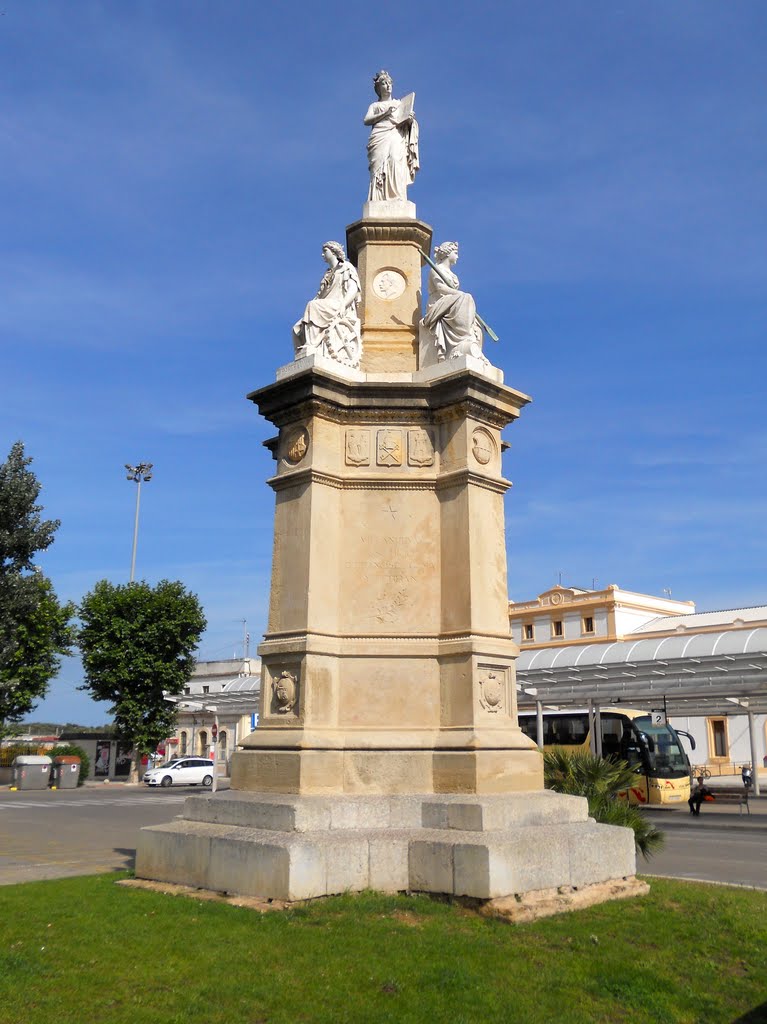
(248, 366, 531, 430)
(345, 218, 433, 264)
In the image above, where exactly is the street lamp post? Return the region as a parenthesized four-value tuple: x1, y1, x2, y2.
(125, 462, 153, 582)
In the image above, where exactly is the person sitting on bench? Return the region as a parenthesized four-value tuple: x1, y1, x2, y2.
(688, 775, 710, 816)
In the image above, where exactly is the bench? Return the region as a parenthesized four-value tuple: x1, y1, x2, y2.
(701, 786, 751, 815)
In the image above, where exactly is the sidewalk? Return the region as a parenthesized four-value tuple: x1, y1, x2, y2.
(646, 792, 767, 833)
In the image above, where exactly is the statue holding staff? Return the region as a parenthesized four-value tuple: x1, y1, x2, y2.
(293, 242, 362, 368)
(364, 70, 420, 202)
(421, 242, 497, 363)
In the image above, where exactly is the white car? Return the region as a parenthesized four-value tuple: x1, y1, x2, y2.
(144, 757, 215, 788)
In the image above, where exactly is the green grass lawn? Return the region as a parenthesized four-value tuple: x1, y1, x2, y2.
(1, 874, 766, 1024)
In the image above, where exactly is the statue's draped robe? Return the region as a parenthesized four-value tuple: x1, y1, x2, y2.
(365, 101, 420, 202)
(422, 268, 477, 359)
(293, 261, 362, 366)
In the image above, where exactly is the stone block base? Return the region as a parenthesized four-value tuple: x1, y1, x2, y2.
(229, 747, 543, 796)
(136, 791, 638, 908)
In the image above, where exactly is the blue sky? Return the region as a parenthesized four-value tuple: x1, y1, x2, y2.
(2, 2, 765, 725)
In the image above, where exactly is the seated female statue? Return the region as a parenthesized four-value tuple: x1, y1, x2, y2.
(421, 242, 486, 361)
(292, 241, 362, 368)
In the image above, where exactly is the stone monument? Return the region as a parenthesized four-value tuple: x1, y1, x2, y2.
(136, 74, 645, 915)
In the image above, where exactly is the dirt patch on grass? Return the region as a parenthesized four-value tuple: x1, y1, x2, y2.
(117, 877, 293, 912)
(388, 910, 423, 927)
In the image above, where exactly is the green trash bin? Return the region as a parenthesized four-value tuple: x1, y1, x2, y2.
(11, 755, 52, 790)
(53, 756, 81, 789)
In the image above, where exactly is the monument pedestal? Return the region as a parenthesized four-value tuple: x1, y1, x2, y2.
(230, 361, 541, 797)
(136, 199, 643, 915)
(136, 791, 640, 905)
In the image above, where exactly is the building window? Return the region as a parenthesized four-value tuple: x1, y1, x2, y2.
(582, 616, 595, 634)
(198, 730, 208, 755)
(552, 620, 563, 638)
(202, 685, 210, 694)
(709, 718, 728, 759)
(184, 687, 190, 695)
(179, 731, 187, 755)
(219, 730, 228, 758)
(523, 623, 534, 641)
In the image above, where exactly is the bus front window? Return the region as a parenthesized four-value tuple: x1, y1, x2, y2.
(633, 717, 689, 778)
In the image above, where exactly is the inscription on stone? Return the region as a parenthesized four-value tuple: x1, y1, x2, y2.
(346, 429, 371, 466)
(377, 429, 403, 467)
(407, 428, 434, 467)
(344, 532, 438, 626)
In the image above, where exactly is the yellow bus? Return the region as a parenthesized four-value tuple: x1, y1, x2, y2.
(518, 707, 692, 806)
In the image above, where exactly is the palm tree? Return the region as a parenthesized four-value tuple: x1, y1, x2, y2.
(543, 747, 665, 860)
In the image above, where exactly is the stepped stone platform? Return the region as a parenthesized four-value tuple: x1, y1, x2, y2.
(135, 791, 637, 903)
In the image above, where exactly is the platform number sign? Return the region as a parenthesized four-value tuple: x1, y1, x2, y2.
(650, 710, 666, 727)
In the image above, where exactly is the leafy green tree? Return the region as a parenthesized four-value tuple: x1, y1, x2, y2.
(0, 573, 75, 737)
(0, 443, 74, 737)
(0, 442, 61, 665)
(543, 747, 665, 860)
(78, 579, 206, 780)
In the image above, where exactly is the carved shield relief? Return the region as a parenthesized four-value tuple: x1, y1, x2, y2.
(377, 429, 403, 467)
(407, 428, 435, 467)
(478, 669, 505, 714)
(346, 430, 371, 466)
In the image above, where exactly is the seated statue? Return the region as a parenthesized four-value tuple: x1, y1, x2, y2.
(293, 241, 362, 368)
(421, 242, 486, 362)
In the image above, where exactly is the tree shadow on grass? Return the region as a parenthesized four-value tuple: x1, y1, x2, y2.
(730, 1004, 767, 1023)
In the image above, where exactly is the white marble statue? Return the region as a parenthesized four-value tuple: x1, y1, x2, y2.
(421, 242, 487, 362)
(364, 70, 420, 202)
(293, 242, 362, 368)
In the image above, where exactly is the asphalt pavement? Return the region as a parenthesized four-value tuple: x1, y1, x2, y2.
(0, 781, 764, 889)
(0, 781, 227, 885)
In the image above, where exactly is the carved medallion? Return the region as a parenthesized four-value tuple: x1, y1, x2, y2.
(272, 670, 297, 714)
(377, 429, 403, 467)
(284, 427, 309, 465)
(346, 430, 371, 466)
(478, 672, 504, 714)
(471, 428, 495, 466)
(372, 269, 406, 300)
(407, 428, 434, 467)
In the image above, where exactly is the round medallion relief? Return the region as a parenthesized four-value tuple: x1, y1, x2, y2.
(372, 269, 407, 300)
(283, 427, 309, 465)
(471, 428, 496, 466)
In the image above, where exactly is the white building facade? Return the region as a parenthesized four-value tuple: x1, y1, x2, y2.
(512, 586, 767, 781)
(170, 657, 261, 773)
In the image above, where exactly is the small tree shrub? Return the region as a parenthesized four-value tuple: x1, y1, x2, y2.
(46, 743, 90, 786)
(543, 746, 665, 860)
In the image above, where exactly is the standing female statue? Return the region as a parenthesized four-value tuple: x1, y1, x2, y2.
(293, 242, 362, 368)
(363, 70, 419, 202)
(421, 242, 486, 362)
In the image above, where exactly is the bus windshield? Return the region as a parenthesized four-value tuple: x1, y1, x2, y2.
(633, 717, 689, 778)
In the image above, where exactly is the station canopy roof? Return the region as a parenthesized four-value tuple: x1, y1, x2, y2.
(516, 627, 767, 716)
(169, 675, 261, 716)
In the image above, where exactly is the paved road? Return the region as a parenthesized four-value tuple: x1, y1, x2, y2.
(1, 785, 765, 889)
(644, 825, 767, 889)
(643, 803, 767, 890)
(0, 785, 207, 885)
